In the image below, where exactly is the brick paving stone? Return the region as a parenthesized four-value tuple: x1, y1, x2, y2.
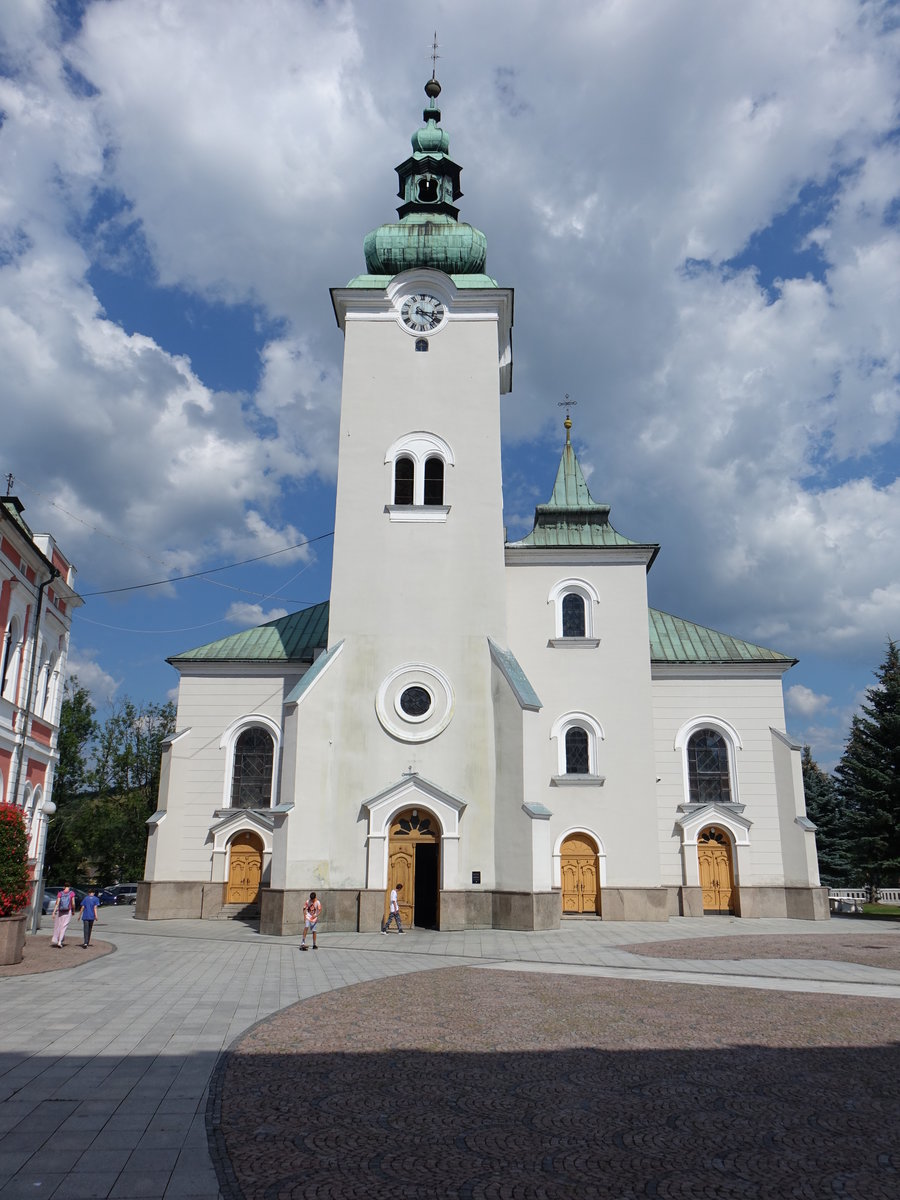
(214, 967, 900, 1200)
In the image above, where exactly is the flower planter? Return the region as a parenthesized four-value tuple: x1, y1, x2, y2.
(0, 913, 27, 966)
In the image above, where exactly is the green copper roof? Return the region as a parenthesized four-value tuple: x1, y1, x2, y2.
(169, 601, 329, 664)
(360, 77, 489, 279)
(508, 427, 658, 555)
(649, 608, 795, 665)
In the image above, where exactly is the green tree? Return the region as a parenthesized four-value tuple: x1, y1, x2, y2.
(833, 640, 900, 892)
(46, 688, 175, 884)
(801, 745, 851, 886)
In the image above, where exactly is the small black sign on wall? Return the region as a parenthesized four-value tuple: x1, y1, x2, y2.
(472, 871, 481, 885)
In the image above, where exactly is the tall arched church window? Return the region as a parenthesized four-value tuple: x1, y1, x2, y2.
(565, 727, 590, 775)
(423, 457, 444, 506)
(230, 727, 275, 809)
(687, 729, 732, 804)
(561, 593, 586, 638)
(393, 456, 415, 506)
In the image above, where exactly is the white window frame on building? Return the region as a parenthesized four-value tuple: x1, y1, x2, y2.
(219, 714, 282, 811)
(547, 578, 600, 647)
(674, 716, 743, 808)
(385, 431, 454, 522)
(550, 711, 606, 785)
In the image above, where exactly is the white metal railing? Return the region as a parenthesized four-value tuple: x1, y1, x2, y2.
(828, 888, 900, 905)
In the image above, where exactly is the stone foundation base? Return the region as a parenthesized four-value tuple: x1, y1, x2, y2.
(734, 885, 830, 920)
(137, 881, 832, 929)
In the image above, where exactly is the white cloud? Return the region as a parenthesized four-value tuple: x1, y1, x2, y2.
(224, 602, 289, 627)
(0, 0, 898, 733)
(785, 684, 831, 718)
(64, 648, 121, 706)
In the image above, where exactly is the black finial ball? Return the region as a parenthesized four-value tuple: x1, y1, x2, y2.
(425, 78, 441, 99)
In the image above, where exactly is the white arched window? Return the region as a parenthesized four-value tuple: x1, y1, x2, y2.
(674, 717, 742, 807)
(385, 432, 454, 522)
(43, 652, 60, 720)
(547, 579, 600, 646)
(220, 715, 281, 810)
(1, 615, 23, 702)
(550, 712, 606, 784)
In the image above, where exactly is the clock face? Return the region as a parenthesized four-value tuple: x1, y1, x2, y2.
(400, 293, 445, 332)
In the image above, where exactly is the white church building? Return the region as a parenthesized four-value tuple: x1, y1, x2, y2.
(139, 78, 827, 933)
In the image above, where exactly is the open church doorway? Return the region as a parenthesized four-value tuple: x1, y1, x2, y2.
(226, 830, 263, 906)
(387, 808, 440, 929)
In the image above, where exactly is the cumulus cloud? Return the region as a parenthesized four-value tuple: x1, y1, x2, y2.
(1, 0, 898, 765)
(224, 602, 289, 627)
(65, 647, 121, 706)
(786, 684, 831, 718)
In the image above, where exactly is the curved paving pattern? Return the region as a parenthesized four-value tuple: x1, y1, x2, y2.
(215, 966, 900, 1200)
(619, 932, 900, 970)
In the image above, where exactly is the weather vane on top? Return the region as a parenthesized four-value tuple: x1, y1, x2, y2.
(558, 394, 577, 442)
(4, 474, 13, 497)
(430, 31, 440, 80)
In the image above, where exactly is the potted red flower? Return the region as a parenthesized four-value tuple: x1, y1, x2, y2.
(0, 803, 30, 965)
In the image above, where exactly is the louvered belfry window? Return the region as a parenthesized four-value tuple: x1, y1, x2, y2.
(687, 729, 731, 804)
(231, 727, 274, 808)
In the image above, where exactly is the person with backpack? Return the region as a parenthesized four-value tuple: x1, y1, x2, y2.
(79, 889, 101, 948)
(51, 885, 76, 947)
(299, 892, 322, 951)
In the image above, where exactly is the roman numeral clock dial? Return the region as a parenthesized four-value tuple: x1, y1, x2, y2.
(400, 293, 445, 332)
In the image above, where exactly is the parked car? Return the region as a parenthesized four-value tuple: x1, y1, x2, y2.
(42, 886, 86, 914)
(108, 884, 139, 905)
(96, 889, 118, 906)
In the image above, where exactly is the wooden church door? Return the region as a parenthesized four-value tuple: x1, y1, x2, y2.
(560, 833, 601, 915)
(226, 831, 263, 905)
(387, 809, 440, 928)
(698, 827, 735, 914)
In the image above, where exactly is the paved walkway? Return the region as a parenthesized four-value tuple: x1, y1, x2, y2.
(1, 909, 898, 1199)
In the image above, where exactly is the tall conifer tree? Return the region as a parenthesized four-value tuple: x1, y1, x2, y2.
(833, 641, 900, 890)
(801, 745, 851, 885)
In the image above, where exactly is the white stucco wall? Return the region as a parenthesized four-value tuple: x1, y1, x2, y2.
(506, 556, 660, 888)
(149, 666, 302, 881)
(652, 672, 795, 886)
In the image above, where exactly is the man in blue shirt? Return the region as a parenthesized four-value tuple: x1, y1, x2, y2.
(79, 889, 101, 947)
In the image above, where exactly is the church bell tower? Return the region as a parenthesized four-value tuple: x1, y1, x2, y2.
(276, 77, 515, 914)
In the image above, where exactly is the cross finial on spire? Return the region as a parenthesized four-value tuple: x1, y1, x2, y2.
(557, 394, 577, 443)
(430, 31, 440, 80)
(4, 474, 13, 496)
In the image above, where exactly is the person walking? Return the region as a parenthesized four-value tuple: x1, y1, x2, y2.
(299, 892, 322, 951)
(382, 882, 405, 934)
(51, 885, 76, 947)
(79, 888, 101, 948)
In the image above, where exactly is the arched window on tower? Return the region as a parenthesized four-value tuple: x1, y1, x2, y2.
(415, 338, 429, 352)
(417, 176, 438, 203)
(393, 456, 415, 506)
(565, 727, 590, 775)
(561, 593, 586, 638)
(230, 727, 275, 809)
(423, 457, 444, 505)
(1, 617, 22, 703)
(687, 729, 732, 804)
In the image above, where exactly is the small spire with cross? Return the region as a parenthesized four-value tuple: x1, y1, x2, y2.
(430, 31, 440, 80)
(4, 474, 14, 497)
(557, 394, 577, 443)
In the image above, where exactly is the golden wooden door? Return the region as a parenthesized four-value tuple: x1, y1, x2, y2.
(226, 831, 263, 905)
(698, 827, 734, 913)
(560, 833, 601, 915)
(387, 809, 439, 928)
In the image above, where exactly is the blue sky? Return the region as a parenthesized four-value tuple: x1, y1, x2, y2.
(2, 0, 900, 769)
